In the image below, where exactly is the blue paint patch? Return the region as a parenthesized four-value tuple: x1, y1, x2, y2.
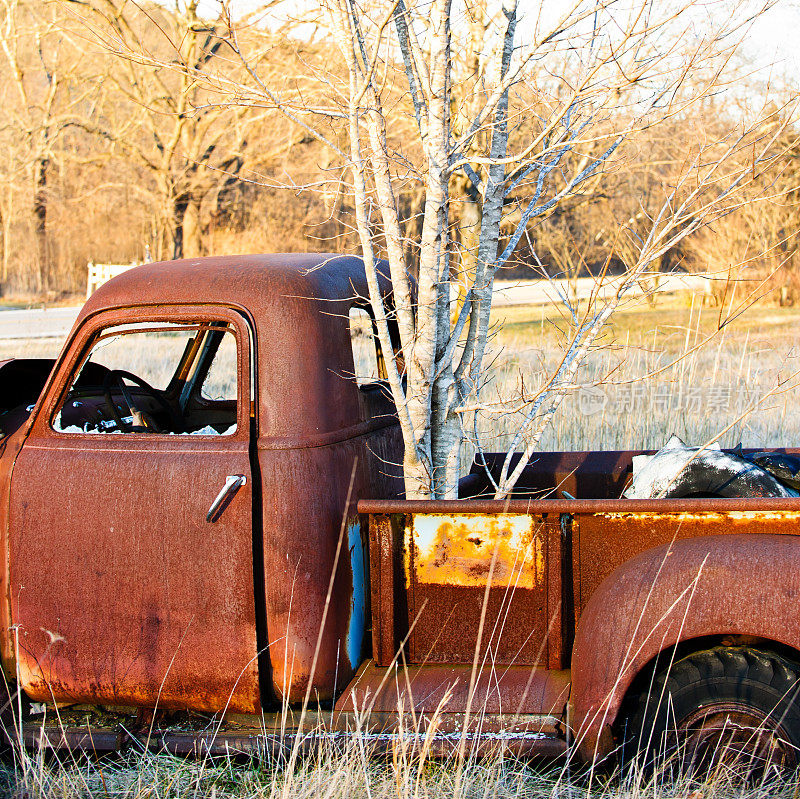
(346, 518, 366, 670)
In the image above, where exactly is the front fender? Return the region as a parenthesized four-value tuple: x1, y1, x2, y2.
(570, 533, 800, 761)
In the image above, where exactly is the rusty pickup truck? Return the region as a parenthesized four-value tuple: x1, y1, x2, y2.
(1, 253, 799, 768)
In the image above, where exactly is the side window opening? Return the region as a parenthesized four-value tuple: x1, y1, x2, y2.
(349, 307, 386, 386)
(200, 329, 238, 401)
(53, 321, 240, 436)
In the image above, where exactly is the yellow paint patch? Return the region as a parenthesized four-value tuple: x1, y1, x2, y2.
(407, 514, 544, 589)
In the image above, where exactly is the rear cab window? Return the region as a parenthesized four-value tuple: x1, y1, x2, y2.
(348, 307, 387, 387)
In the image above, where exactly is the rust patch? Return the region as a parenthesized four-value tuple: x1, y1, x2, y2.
(407, 514, 544, 590)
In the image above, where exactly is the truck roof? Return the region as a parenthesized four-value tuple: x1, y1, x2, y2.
(80, 253, 382, 318)
(71, 253, 395, 444)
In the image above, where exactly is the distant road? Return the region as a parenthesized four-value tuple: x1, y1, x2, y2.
(0, 306, 81, 341)
(0, 273, 709, 340)
(492, 273, 709, 307)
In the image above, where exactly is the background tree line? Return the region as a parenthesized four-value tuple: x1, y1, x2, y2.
(0, 0, 797, 304)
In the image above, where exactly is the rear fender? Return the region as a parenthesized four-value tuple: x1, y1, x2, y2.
(570, 533, 800, 761)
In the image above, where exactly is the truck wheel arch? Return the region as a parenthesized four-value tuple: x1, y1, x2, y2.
(569, 533, 800, 762)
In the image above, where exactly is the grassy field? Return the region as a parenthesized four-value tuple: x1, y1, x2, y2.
(3, 293, 800, 796)
(9, 293, 800, 456)
(477, 295, 800, 461)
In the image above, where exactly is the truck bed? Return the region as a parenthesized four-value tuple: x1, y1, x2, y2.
(359, 456, 800, 758)
(360, 492, 800, 669)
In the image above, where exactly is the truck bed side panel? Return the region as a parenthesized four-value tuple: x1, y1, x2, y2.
(368, 511, 566, 670)
(576, 507, 800, 616)
(571, 531, 800, 759)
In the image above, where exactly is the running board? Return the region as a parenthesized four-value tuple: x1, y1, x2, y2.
(13, 709, 567, 758)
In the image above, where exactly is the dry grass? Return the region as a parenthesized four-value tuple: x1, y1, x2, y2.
(3, 733, 800, 799)
(465, 295, 800, 468)
(0, 338, 66, 361)
(6, 294, 800, 458)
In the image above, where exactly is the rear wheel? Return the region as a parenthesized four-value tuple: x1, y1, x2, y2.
(623, 646, 800, 775)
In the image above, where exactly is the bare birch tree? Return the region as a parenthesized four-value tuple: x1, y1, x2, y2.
(328, 0, 794, 498)
(98, 0, 797, 499)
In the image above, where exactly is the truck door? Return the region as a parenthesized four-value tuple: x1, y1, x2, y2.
(8, 306, 260, 714)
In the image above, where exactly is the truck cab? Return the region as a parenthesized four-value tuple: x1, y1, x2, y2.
(0, 254, 402, 726)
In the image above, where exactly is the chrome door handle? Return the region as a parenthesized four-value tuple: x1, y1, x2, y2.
(207, 474, 247, 522)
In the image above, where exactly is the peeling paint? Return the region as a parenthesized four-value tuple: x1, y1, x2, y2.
(407, 514, 544, 589)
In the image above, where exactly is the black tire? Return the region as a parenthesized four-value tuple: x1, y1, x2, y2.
(622, 646, 800, 775)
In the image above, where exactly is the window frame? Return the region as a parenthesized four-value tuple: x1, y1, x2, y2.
(40, 305, 251, 442)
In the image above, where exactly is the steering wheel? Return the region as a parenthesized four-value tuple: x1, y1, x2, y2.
(102, 369, 182, 433)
